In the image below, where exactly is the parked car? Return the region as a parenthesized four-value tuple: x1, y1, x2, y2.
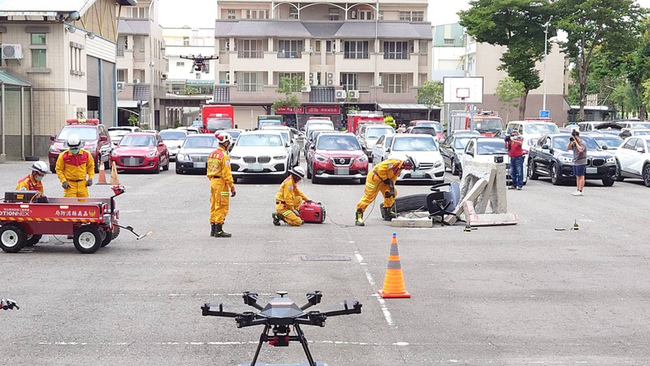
(410, 120, 445, 141)
(460, 137, 512, 180)
(614, 136, 650, 186)
(439, 134, 474, 176)
(176, 126, 200, 135)
(586, 133, 623, 153)
(618, 128, 650, 139)
(528, 134, 615, 186)
(229, 131, 289, 182)
(260, 125, 300, 167)
(358, 125, 395, 157)
(304, 120, 334, 141)
(306, 132, 368, 184)
(303, 128, 331, 157)
(49, 119, 112, 173)
(407, 126, 438, 139)
(383, 134, 445, 183)
(110, 132, 170, 173)
(221, 128, 245, 144)
(175, 134, 218, 174)
(371, 134, 395, 163)
(158, 129, 187, 161)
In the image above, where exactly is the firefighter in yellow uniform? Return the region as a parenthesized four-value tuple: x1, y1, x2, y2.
(272, 167, 309, 226)
(55, 135, 95, 197)
(207, 132, 236, 237)
(355, 156, 416, 226)
(16, 161, 49, 194)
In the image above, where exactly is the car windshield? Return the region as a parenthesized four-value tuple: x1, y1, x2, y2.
(225, 130, 241, 139)
(552, 135, 600, 151)
(633, 130, 650, 136)
(109, 130, 128, 140)
(206, 118, 232, 132)
(410, 127, 437, 136)
(416, 122, 443, 132)
(159, 131, 187, 140)
(472, 118, 502, 131)
(317, 135, 361, 150)
(260, 120, 281, 127)
(237, 134, 283, 147)
(183, 136, 218, 148)
(57, 127, 98, 141)
(454, 137, 471, 150)
(309, 123, 333, 131)
(120, 135, 156, 147)
(524, 123, 560, 135)
(477, 140, 508, 155)
(591, 135, 623, 149)
(392, 136, 437, 151)
(367, 127, 394, 139)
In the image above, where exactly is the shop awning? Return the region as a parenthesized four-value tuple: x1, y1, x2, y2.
(117, 100, 139, 108)
(378, 103, 439, 110)
(0, 70, 31, 86)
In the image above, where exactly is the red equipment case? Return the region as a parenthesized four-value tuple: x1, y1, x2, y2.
(299, 201, 326, 224)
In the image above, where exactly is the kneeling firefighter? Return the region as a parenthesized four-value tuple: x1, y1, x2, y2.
(272, 167, 310, 226)
(16, 161, 49, 194)
(207, 132, 236, 238)
(354, 156, 416, 226)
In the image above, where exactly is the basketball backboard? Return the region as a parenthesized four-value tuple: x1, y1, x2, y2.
(443, 77, 484, 104)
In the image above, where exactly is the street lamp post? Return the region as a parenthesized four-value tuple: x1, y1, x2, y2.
(543, 16, 552, 112)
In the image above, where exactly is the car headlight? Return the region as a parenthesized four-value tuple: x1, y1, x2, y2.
(146, 150, 157, 157)
(357, 155, 368, 162)
(177, 154, 188, 161)
(606, 157, 615, 163)
(559, 156, 573, 163)
(49, 145, 59, 153)
(273, 154, 287, 160)
(230, 155, 240, 160)
(315, 154, 327, 162)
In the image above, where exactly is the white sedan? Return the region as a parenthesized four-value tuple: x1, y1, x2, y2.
(461, 137, 528, 184)
(614, 136, 650, 186)
(229, 131, 290, 182)
(371, 134, 394, 163)
(383, 134, 445, 183)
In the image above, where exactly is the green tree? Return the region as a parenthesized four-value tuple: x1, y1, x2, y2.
(128, 114, 139, 127)
(554, 0, 644, 121)
(626, 17, 650, 119)
(272, 76, 304, 128)
(460, 0, 553, 119)
(384, 115, 396, 130)
(185, 87, 199, 95)
(495, 76, 525, 122)
(416, 81, 442, 120)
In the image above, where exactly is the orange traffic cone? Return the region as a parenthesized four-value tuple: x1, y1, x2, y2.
(109, 161, 120, 185)
(96, 162, 108, 185)
(378, 232, 411, 298)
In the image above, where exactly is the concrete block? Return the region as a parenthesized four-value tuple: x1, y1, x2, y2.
(391, 217, 433, 228)
(464, 201, 518, 226)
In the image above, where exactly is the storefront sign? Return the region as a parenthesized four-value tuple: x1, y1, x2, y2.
(276, 106, 304, 114)
(305, 106, 340, 114)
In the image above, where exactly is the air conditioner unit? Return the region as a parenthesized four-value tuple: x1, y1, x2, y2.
(134, 78, 140, 84)
(302, 85, 311, 92)
(327, 72, 334, 80)
(2, 44, 23, 60)
(116, 82, 125, 91)
(348, 90, 360, 100)
(335, 90, 347, 100)
(327, 79, 334, 86)
(309, 72, 319, 86)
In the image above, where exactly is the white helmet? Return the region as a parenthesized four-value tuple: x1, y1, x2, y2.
(289, 166, 306, 179)
(216, 132, 233, 145)
(31, 161, 49, 174)
(67, 134, 82, 148)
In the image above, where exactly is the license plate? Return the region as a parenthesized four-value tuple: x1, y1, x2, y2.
(194, 162, 206, 168)
(411, 170, 425, 178)
(586, 167, 597, 174)
(126, 158, 139, 166)
(249, 163, 263, 172)
(334, 167, 349, 175)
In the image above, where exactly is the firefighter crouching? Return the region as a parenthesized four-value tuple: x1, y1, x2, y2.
(16, 161, 49, 194)
(207, 132, 236, 238)
(272, 167, 310, 226)
(55, 134, 95, 197)
(355, 156, 416, 226)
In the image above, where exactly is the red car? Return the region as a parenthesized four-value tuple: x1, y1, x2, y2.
(110, 132, 170, 173)
(306, 132, 368, 184)
(48, 119, 112, 173)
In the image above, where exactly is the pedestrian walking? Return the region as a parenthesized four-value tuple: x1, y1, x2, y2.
(55, 135, 94, 197)
(567, 129, 587, 196)
(207, 132, 236, 237)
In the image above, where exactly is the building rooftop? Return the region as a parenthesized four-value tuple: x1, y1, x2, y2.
(0, 0, 136, 15)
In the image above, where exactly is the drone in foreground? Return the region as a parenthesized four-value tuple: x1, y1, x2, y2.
(201, 291, 362, 366)
(179, 54, 218, 73)
(1, 299, 19, 310)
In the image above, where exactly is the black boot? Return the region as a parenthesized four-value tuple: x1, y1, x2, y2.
(272, 213, 281, 226)
(210, 223, 216, 237)
(355, 209, 365, 226)
(214, 223, 232, 238)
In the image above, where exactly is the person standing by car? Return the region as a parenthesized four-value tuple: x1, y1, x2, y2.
(567, 129, 587, 196)
(56, 135, 94, 197)
(354, 156, 415, 226)
(207, 132, 236, 237)
(272, 167, 310, 226)
(505, 130, 524, 190)
(16, 161, 49, 194)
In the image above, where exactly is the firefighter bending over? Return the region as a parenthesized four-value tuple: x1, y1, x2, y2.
(272, 167, 310, 226)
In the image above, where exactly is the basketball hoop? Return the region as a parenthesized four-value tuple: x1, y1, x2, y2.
(456, 88, 470, 99)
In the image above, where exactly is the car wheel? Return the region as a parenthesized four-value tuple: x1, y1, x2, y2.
(602, 177, 615, 187)
(528, 160, 539, 180)
(162, 156, 169, 171)
(615, 159, 624, 182)
(311, 164, 320, 184)
(450, 159, 458, 175)
(25, 234, 42, 247)
(175, 165, 183, 174)
(0, 225, 26, 253)
(111, 225, 120, 240)
(101, 229, 112, 247)
(643, 163, 650, 187)
(306, 164, 312, 179)
(153, 160, 160, 174)
(73, 225, 102, 254)
(550, 163, 562, 185)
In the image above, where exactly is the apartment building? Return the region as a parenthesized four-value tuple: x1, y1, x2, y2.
(0, 0, 135, 161)
(214, 0, 432, 128)
(116, 0, 167, 129)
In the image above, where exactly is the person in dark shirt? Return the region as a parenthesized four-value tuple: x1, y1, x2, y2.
(567, 129, 587, 196)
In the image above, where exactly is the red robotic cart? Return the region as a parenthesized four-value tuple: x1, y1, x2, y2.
(0, 185, 134, 254)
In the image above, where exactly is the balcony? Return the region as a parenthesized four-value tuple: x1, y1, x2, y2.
(277, 51, 302, 59)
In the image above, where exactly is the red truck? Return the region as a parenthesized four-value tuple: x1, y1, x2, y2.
(346, 112, 384, 134)
(449, 110, 504, 137)
(202, 104, 234, 133)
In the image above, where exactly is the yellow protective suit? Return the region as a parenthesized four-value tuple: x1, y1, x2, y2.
(16, 174, 44, 193)
(207, 146, 235, 225)
(56, 149, 94, 197)
(356, 159, 406, 212)
(275, 175, 309, 226)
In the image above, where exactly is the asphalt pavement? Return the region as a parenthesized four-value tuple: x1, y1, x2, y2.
(1, 159, 650, 365)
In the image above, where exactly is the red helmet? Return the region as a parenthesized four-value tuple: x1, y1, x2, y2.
(215, 132, 233, 144)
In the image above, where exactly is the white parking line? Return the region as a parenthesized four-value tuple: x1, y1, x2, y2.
(354, 251, 394, 328)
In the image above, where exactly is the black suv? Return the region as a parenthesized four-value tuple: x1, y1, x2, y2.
(528, 133, 616, 186)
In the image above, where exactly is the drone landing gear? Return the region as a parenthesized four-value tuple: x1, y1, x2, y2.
(245, 324, 320, 366)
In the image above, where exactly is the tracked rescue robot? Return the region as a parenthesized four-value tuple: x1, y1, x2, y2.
(201, 291, 362, 366)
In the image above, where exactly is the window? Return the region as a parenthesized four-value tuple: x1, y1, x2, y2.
(278, 40, 303, 58)
(328, 9, 339, 21)
(176, 61, 185, 67)
(31, 33, 46, 45)
(69, 43, 82, 75)
(344, 41, 369, 59)
(246, 10, 267, 19)
(340, 73, 358, 91)
(237, 39, 264, 58)
(289, 7, 299, 19)
(383, 41, 409, 59)
(315, 41, 321, 53)
(358, 10, 372, 20)
(383, 74, 408, 93)
(278, 72, 303, 91)
(30, 32, 47, 68)
(623, 139, 636, 150)
(419, 40, 428, 54)
(117, 69, 127, 82)
(399, 11, 423, 21)
(227, 9, 236, 19)
(238, 72, 263, 92)
(326, 41, 332, 53)
(183, 37, 189, 46)
(444, 38, 455, 45)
